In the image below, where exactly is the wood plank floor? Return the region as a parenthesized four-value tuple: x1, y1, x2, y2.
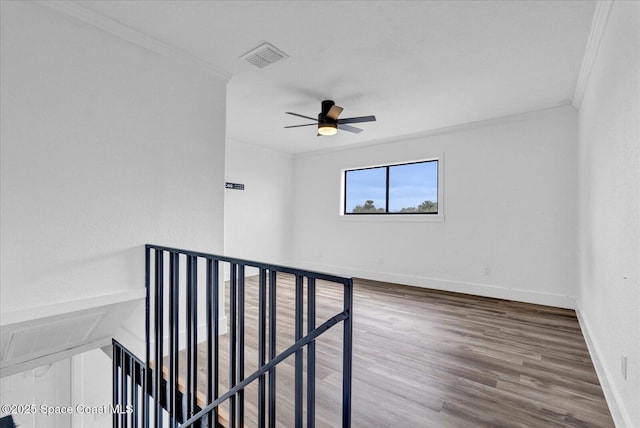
(176, 274, 614, 427)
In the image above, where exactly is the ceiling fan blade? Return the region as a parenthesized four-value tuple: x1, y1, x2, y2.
(326, 105, 343, 120)
(284, 123, 317, 128)
(338, 123, 363, 134)
(285, 112, 318, 121)
(337, 115, 376, 124)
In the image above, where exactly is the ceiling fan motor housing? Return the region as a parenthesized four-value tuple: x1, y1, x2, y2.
(319, 100, 337, 124)
(321, 100, 336, 114)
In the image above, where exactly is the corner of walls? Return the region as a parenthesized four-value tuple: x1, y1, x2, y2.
(575, 1, 640, 427)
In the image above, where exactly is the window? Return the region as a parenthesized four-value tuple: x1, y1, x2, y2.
(344, 159, 439, 215)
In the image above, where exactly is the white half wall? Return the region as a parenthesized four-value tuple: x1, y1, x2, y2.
(224, 138, 294, 268)
(576, 1, 640, 427)
(293, 106, 578, 309)
(0, 0, 227, 329)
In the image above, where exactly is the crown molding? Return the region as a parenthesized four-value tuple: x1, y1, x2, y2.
(35, 0, 232, 82)
(572, 0, 614, 108)
(294, 104, 576, 159)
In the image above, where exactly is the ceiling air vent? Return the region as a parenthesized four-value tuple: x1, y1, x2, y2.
(241, 42, 288, 69)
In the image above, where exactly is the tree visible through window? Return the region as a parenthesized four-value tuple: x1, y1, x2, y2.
(344, 160, 438, 215)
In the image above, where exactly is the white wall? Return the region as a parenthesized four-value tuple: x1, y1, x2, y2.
(293, 106, 577, 308)
(0, 359, 72, 428)
(576, 2, 640, 427)
(224, 138, 293, 268)
(1, 349, 114, 428)
(71, 348, 112, 428)
(0, 0, 227, 323)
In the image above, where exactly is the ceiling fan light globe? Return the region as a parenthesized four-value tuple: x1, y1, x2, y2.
(318, 123, 337, 136)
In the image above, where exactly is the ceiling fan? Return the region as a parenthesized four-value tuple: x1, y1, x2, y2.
(284, 100, 376, 136)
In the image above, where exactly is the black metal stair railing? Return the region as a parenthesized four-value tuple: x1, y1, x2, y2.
(113, 244, 354, 428)
(112, 339, 145, 427)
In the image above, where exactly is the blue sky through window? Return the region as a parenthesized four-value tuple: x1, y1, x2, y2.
(345, 167, 386, 212)
(344, 160, 438, 214)
(389, 162, 437, 212)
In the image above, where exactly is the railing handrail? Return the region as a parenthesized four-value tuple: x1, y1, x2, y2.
(145, 244, 353, 284)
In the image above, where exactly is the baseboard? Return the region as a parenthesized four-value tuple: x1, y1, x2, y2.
(295, 260, 576, 309)
(576, 307, 633, 428)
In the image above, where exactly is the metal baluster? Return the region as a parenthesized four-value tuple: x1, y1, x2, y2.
(186, 255, 193, 417)
(143, 247, 150, 428)
(154, 250, 164, 427)
(238, 265, 246, 428)
(129, 350, 136, 428)
(133, 359, 140, 428)
(206, 259, 213, 428)
(121, 347, 127, 428)
(186, 255, 198, 417)
(113, 342, 119, 428)
(342, 279, 354, 428)
(190, 258, 198, 415)
(268, 270, 277, 428)
(229, 263, 237, 428)
(213, 260, 220, 425)
(206, 259, 220, 428)
(169, 252, 179, 427)
(141, 363, 147, 428)
(294, 274, 304, 428)
(307, 277, 316, 428)
(257, 268, 267, 428)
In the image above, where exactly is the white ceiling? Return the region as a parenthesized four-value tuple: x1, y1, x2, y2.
(74, 0, 596, 154)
